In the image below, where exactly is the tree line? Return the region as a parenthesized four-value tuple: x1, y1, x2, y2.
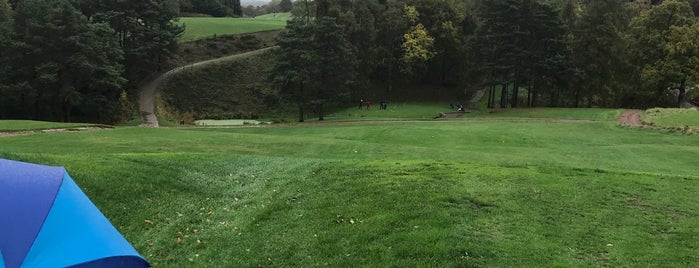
(2, 0, 698, 124)
(0, 0, 182, 123)
(273, 0, 699, 122)
(243, 0, 293, 17)
(179, 0, 243, 17)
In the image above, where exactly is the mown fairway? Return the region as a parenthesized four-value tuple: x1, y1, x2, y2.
(178, 13, 290, 41)
(1, 108, 698, 267)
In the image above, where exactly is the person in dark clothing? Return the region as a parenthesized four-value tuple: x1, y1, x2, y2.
(358, 99, 364, 109)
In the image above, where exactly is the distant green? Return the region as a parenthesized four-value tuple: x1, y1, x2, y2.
(178, 13, 290, 41)
(1, 108, 698, 267)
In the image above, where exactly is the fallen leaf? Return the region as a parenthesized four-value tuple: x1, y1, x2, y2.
(176, 237, 182, 244)
(144, 219, 154, 224)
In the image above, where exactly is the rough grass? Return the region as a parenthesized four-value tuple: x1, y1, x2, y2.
(178, 14, 289, 42)
(641, 108, 699, 130)
(1, 109, 698, 267)
(158, 52, 277, 121)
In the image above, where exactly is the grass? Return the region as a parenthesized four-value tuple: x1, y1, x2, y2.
(178, 13, 290, 42)
(325, 102, 448, 121)
(325, 103, 620, 122)
(641, 108, 699, 130)
(1, 108, 698, 267)
(0, 120, 101, 132)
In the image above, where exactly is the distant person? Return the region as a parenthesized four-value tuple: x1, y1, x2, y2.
(457, 103, 464, 112)
(358, 99, 364, 110)
(366, 100, 371, 110)
(381, 100, 388, 110)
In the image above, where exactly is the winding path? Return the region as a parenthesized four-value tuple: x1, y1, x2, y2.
(138, 46, 278, 127)
(617, 110, 643, 126)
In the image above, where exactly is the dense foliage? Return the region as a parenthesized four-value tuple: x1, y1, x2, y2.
(0, 0, 182, 123)
(180, 0, 242, 17)
(276, 0, 699, 113)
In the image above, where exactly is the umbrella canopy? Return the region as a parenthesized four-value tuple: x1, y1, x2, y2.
(0, 159, 149, 268)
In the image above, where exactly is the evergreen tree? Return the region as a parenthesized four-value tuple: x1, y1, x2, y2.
(279, 0, 293, 12)
(569, 0, 630, 107)
(9, 0, 125, 122)
(0, 0, 14, 117)
(81, 0, 184, 93)
(272, 17, 358, 122)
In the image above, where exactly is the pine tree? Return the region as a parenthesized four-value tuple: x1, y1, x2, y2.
(272, 17, 357, 122)
(279, 0, 292, 12)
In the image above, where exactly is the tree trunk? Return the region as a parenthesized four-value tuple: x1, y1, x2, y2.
(527, 80, 532, 107)
(298, 81, 305, 122)
(500, 83, 508, 108)
(574, 86, 580, 108)
(511, 79, 519, 108)
(488, 84, 495, 108)
(550, 92, 555, 107)
(678, 77, 686, 108)
(388, 58, 393, 95)
(318, 103, 324, 121)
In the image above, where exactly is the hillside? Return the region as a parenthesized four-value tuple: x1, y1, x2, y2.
(1, 108, 698, 266)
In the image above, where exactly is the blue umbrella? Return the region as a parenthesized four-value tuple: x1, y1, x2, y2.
(0, 159, 149, 268)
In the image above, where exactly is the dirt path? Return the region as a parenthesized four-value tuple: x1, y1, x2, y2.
(138, 46, 278, 127)
(0, 126, 109, 138)
(618, 110, 643, 126)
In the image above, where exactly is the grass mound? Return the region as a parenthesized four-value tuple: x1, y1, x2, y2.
(642, 108, 699, 132)
(3, 108, 698, 266)
(158, 51, 279, 122)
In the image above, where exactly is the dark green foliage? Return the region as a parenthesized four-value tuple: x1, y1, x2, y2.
(81, 0, 184, 89)
(279, 0, 293, 12)
(0, 0, 183, 123)
(628, 0, 699, 108)
(180, 0, 241, 17)
(569, 0, 631, 108)
(473, 0, 569, 108)
(1, 0, 125, 122)
(272, 17, 358, 122)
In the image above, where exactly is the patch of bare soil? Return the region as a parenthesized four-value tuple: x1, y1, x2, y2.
(617, 110, 643, 126)
(0, 126, 109, 138)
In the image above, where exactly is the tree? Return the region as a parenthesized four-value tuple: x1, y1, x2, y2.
(400, 5, 435, 75)
(0, 0, 14, 117)
(8, 0, 125, 122)
(272, 17, 357, 122)
(279, 0, 293, 12)
(629, 0, 699, 107)
(81, 0, 184, 93)
(569, 0, 630, 107)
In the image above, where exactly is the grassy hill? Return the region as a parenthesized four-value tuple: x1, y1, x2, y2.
(1, 109, 698, 267)
(157, 51, 280, 122)
(178, 13, 290, 42)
